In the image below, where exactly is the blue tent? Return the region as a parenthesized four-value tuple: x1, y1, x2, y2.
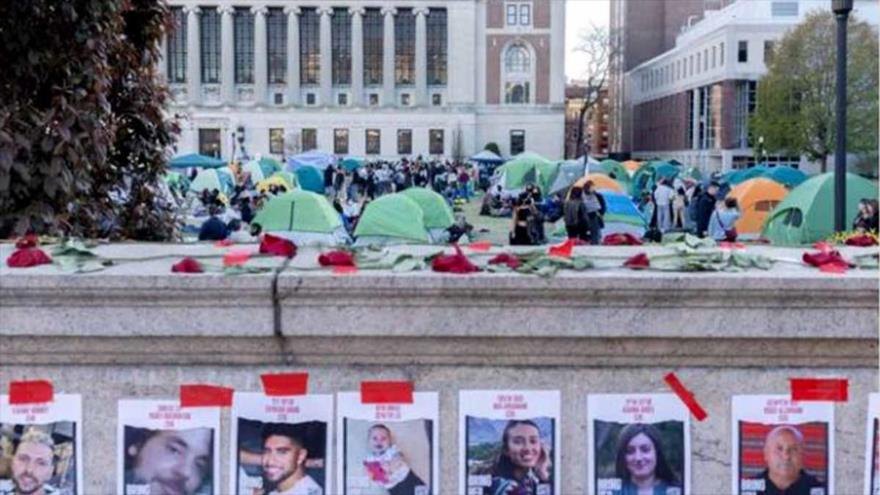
(287, 150, 336, 171)
(341, 156, 365, 172)
(169, 153, 226, 169)
(469, 150, 505, 164)
(295, 166, 324, 193)
(727, 166, 770, 185)
(762, 166, 807, 188)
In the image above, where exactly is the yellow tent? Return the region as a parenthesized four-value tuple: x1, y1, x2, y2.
(622, 160, 641, 175)
(570, 173, 624, 194)
(728, 178, 788, 238)
(256, 176, 292, 194)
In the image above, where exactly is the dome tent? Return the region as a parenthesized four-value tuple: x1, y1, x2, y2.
(727, 178, 788, 239)
(251, 190, 349, 246)
(400, 187, 456, 242)
(354, 194, 431, 245)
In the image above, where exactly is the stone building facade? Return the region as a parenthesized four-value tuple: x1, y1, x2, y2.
(158, 0, 566, 161)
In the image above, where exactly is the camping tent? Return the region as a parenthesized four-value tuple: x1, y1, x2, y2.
(727, 178, 788, 239)
(596, 159, 630, 182)
(681, 166, 703, 182)
(469, 150, 505, 164)
(622, 160, 641, 175)
(242, 159, 278, 183)
(354, 193, 430, 244)
(400, 188, 455, 229)
(493, 154, 557, 194)
(570, 174, 624, 194)
(294, 166, 324, 193)
(601, 191, 648, 238)
(762, 172, 878, 245)
(727, 166, 770, 186)
(287, 150, 335, 171)
(341, 156, 365, 172)
(256, 175, 296, 194)
(762, 166, 807, 188)
(189, 167, 236, 195)
(548, 161, 587, 195)
(631, 161, 679, 198)
(169, 153, 226, 169)
(251, 190, 349, 246)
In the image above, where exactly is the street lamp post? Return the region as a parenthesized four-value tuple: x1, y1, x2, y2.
(832, 0, 853, 232)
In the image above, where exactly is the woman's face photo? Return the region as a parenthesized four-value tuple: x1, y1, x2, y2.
(625, 433, 657, 479)
(505, 423, 542, 469)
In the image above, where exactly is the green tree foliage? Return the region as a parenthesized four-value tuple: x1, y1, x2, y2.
(0, 0, 180, 239)
(750, 11, 878, 173)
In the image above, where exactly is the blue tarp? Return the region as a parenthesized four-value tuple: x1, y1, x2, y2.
(287, 150, 335, 171)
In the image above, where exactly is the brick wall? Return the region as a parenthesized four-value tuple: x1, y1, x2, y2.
(533, 0, 551, 28)
(633, 91, 690, 151)
(486, 34, 551, 104)
(720, 80, 738, 149)
(487, 0, 504, 28)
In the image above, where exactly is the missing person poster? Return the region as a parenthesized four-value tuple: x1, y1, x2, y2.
(864, 393, 879, 495)
(230, 392, 332, 495)
(587, 394, 689, 495)
(731, 395, 833, 495)
(0, 394, 83, 495)
(336, 391, 438, 495)
(117, 399, 220, 495)
(459, 390, 561, 495)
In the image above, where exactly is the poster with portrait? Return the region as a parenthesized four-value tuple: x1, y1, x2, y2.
(117, 399, 220, 495)
(587, 394, 689, 495)
(731, 395, 833, 495)
(230, 392, 333, 495)
(336, 391, 438, 495)
(459, 390, 561, 495)
(864, 393, 879, 495)
(0, 394, 83, 495)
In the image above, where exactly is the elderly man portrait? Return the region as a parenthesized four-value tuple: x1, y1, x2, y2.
(752, 425, 823, 495)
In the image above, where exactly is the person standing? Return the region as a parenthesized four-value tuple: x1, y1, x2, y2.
(695, 183, 719, 238)
(582, 181, 606, 245)
(563, 187, 589, 240)
(708, 197, 741, 242)
(653, 179, 675, 233)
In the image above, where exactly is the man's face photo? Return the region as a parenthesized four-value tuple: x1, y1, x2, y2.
(764, 428, 803, 484)
(11, 440, 54, 495)
(130, 429, 212, 495)
(261, 435, 306, 490)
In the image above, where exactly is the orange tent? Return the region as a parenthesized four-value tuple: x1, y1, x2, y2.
(622, 160, 641, 175)
(570, 173, 624, 194)
(727, 178, 788, 237)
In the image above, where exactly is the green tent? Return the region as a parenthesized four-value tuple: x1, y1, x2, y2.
(400, 187, 455, 229)
(630, 161, 679, 198)
(169, 153, 226, 169)
(354, 194, 429, 243)
(242, 159, 277, 183)
(496, 154, 557, 193)
(762, 173, 878, 245)
(189, 168, 235, 195)
(597, 159, 628, 181)
(252, 190, 342, 233)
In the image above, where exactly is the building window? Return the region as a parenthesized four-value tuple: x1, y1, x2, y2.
(506, 4, 518, 25)
(305, 93, 316, 105)
(397, 129, 412, 155)
(506, 2, 531, 26)
(200, 8, 221, 83)
(331, 8, 351, 85)
(771, 1, 798, 16)
(302, 128, 317, 151)
(429, 129, 444, 155)
(505, 83, 530, 104)
(199, 128, 221, 157)
(696, 53, 701, 74)
(338, 93, 348, 106)
(363, 8, 383, 85)
(432, 94, 442, 106)
(269, 128, 285, 154)
(395, 9, 415, 85)
(400, 93, 411, 106)
(274, 92, 284, 105)
(267, 8, 287, 84)
(711, 46, 716, 68)
(686, 91, 694, 148)
(504, 43, 531, 104)
(703, 48, 708, 72)
(233, 8, 255, 84)
(167, 7, 187, 83)
(720, 43, 725, 66)
(734, 80, 758, 148)
(505, 44, 530, 73)
(334, 129, 349, 154)
(764, 40, 776, 65)
(689, 55, 694, 76)
(300, 8, 320, 84)
(369, 93, 379, 106)
(738, 41, 748, 63)
(366, 129, 381, 155)
(510, 130, 525, 155)
(426, 9, 447, 85)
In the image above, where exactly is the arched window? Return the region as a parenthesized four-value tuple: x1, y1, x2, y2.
(503, 42, 533, 105)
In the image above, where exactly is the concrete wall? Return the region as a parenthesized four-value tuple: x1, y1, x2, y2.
(1, 243, 877, 494)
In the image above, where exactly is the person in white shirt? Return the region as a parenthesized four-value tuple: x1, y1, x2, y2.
(260, 424, 322, 495)
(652, 179, 676, 233)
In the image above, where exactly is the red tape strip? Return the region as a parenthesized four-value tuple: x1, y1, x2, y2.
(261, 373, 309, 396)
(9, 380, 54, 405)
(664, 373, 708, 421)
(360, 381, 414, 404)
(180, 384, 233, 407)
(790, 378, 848, 402)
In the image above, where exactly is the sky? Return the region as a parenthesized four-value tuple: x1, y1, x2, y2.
(566, 0, 611, 81)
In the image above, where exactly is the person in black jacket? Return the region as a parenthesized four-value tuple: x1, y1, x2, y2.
(695, 183, 719, 238)
(198, 207, 228, 241)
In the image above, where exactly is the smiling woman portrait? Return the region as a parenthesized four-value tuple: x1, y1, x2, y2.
(613, 423, 681, 495)
(487, 420, 552, 495)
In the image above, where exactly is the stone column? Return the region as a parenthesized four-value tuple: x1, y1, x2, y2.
(350, 7, 364, 106)
(319, 7, 333, 106)
(253, 6, 268, 105)
(185, 6, 201, 105)
(220, 6, 234, 104)
(414, 8, 428, 106)
(381, 7, 396, 107)
(285, 7, 301, 106)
